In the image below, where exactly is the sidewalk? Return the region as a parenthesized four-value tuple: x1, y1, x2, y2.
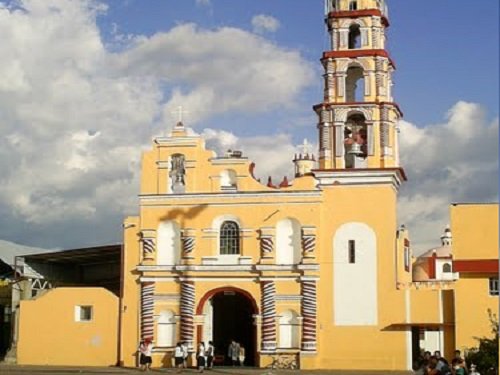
(0, 364, 413, 375)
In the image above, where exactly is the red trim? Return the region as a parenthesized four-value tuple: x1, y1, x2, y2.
(327, 9, 390, 27)
(453, 259, 499, 274)
(313, 167, 407, 181)
(322, 49, 396, 68)
(313, 101, 404, 118)
(428, 254, 436, 279)
(196, 286, 259, 315)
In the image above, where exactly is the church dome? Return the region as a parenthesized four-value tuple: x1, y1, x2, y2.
(417, 226, 453, 259)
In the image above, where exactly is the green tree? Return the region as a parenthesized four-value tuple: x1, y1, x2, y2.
(465, 309, 499, 374)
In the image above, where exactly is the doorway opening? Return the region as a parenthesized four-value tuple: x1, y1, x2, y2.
(200, 288, 257, 366)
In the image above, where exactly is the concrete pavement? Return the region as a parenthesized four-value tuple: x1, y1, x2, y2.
(0, 364, 413, 375)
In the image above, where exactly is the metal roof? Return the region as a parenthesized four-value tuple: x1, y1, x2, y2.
(20, 244, 121, 266)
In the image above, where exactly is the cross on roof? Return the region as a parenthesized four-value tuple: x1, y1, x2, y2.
(172, 105, 189, 123)
(299, 138, 312, 155)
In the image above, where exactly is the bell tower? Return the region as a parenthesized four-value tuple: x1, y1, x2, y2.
(316, 0, 403, 172)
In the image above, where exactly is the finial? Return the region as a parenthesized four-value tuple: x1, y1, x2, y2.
(299, 138, 312, 155)
(441, 225, 452, 246)
(279, 176, 290, 188)
(171, 105, 189, 124)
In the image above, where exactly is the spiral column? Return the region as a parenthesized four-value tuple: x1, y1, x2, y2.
(180, 281, 195, 349)
(140, 282, 155, 340)
(260, 281, 276, 351)
(301, 279, 317, 351)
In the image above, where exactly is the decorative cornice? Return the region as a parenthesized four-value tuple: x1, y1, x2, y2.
(326, 9, 389, 27)
(312, 168, 407, 190)
(313, 101, 403, 118)
(322, 49, 395, 69)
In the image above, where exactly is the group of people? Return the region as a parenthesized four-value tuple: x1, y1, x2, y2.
(414, 350, 475, 375)
(174, 341, 215, 373)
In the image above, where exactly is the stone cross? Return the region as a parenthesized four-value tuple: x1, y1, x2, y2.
(172, 105, 189, 123)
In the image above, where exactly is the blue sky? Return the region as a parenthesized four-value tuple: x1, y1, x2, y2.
(98, 0, 499, 129)
(0, 0, 497, 253)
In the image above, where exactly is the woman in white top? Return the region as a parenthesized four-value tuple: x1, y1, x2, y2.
(138, 338, 153, 372)
(197, 342, 206, 373)
(174, 342, 184, 372)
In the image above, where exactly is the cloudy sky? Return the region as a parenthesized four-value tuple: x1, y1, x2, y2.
(0, 0, 498, 254)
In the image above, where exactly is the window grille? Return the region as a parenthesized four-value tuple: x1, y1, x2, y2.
(489, 278, 499, 296)
(220, 221, 240, 255)
(75, 305, 93, 322)
(348, 240, 356, 264)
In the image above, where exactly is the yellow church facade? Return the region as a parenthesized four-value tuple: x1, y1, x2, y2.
(121, 0, 413, 370)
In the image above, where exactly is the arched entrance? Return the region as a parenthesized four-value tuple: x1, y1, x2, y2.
(197, 287, 258, 366)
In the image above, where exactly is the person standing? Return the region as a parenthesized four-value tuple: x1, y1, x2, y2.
(238, 345, 245, 366)
(138, 338, 153, 372)
(174, 342, 184, 373)
(197, 342, 206, 373)
(181, 341, 188, 369)
(228, 340, 240, 366)
(206, 341, 215, 369)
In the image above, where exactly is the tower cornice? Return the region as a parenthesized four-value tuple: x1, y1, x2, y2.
(322, 49, 396, 69)
(313, 101, 404, 118)
(326, 9, 389, 27)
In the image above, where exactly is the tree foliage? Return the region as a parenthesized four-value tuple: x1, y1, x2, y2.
(465, 309, 499, 374)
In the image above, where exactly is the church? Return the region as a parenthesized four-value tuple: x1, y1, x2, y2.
(119, 0, 429, 370)
(7, 0, 498, 371)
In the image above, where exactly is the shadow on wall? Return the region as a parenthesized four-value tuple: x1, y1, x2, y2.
(159, 204, 209, 228)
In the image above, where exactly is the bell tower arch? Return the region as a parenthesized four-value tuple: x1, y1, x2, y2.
(318, 0, 402, 172)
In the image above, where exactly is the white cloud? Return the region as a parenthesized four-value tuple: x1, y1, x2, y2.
(0, 0, 314, 248)
(113, 23, 314, 125)
(251, 14, 280, 34)
(398, 101, 499, 254)
(202, 128, 312, 183)
(195, 0, 211, 6)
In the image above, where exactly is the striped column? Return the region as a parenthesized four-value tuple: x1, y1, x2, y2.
(180, 281, 195, 349)
(141, 282, 155, 340)
(182, 235, 195, 254)
(141, 230, 156, 260)
(260, 281, 276, 351)
(302, 234, 316, 253)
(260, 236, 273, 255)
(301, 280, 317, 351)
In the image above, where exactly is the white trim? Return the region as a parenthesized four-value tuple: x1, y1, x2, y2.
(154, 137, 200, 146)
(139, 191, 322, 202)
(405, 289, 412, 371)
(314, 169, 404, 190)
(138, 264, 318, 272)
(209, 158, 249, 165)
(140, 276, 300, 282)
(275, 295, 303, 301)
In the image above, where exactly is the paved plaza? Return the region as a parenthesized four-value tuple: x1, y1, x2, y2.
(0, 365, 413, 375)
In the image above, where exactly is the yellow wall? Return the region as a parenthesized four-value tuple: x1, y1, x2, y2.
(451, 203, 499, 260)
(120, 217, 141, 367)
(451, 204, 499, 351)
(17, 287, 118, 366)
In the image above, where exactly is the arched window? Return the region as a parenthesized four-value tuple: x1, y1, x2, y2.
(276, 218, 302, 265)
(279, 310, 300, 348)
(170, 154, 186, 193)
(220, 169, 237, 190)
(157, 221, 181, 265)
(348, 24, 361, 49)
(349, 1, 358, 11)
(157, 310, 176, 347)
(442, 263, 452, 273)
(346, 65, 365, 102)
(220, 221, 240, 255)
(344, 113, 368, 168)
